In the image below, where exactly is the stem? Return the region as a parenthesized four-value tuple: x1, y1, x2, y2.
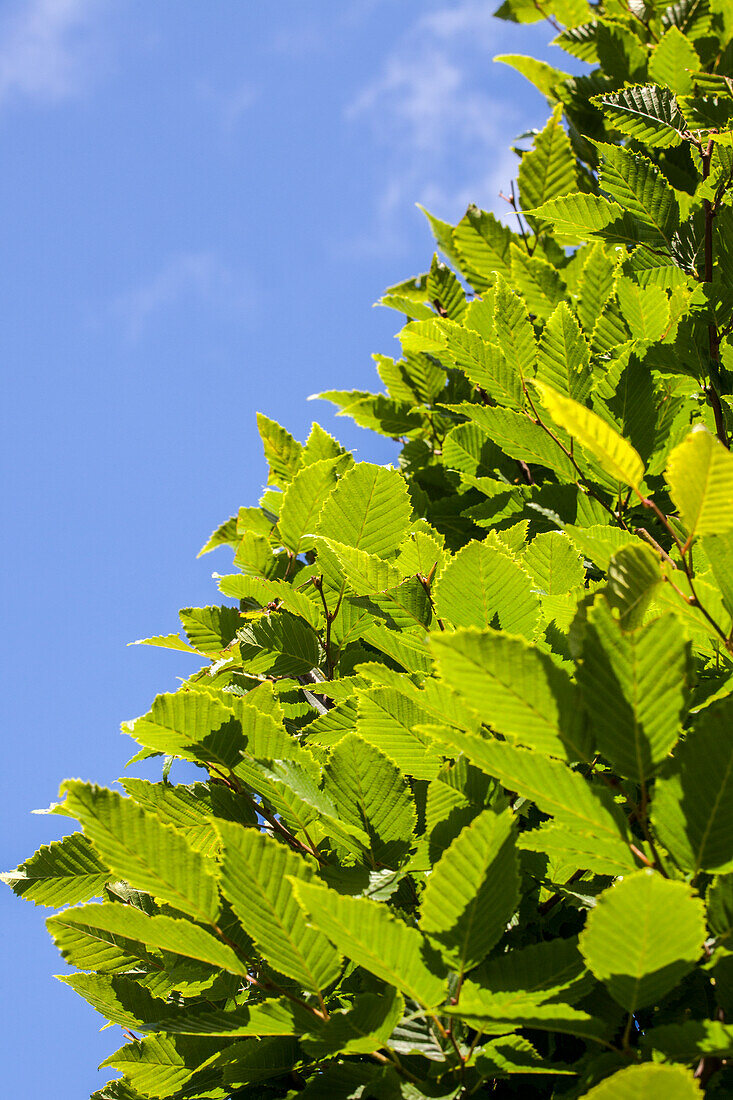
(313, 575, 336, 678)
(418, 573, 445, 631)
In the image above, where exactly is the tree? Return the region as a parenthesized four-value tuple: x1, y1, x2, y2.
(5, 0, 733, 1095)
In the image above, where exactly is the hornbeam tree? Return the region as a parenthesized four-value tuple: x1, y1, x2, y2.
(6, 0, 733, 1096)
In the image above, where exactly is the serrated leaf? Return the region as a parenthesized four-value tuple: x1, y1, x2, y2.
(578, 600, 688, 782)
(453, 205, 514, 291)
(316, 462, 412, 559)
(278, 456, 346, 555)
(605, 543, 663, 628)
(449, 404, 578, 481)
(430, 628, 588, 760)
(1, 832, 109, 907)
(509, 244, 567, 320)
(529, 194, 639, 245)
(238, 610, 320, 677)
(493, 274, 537, 383)
(653, 698, 733, 874)
(438, 320, 524, 408)
(534, 380, 645, 489)
(537, 301, 592, 402)
(60, 783, 220, 923)
(518, 106, 577, 225)
(440, 732, 636, 874)
(579, 870, 706, 1010)
(101, 1034, 220, 1099)
(577, 243, 618, 334)
(615, 278, 670, 342)
(580, 1062, 702, 1098)
(292, 878, 446, 1008)
(257, 413, 303, 488)
(323, 734, 416, 865)
(427, 254, 466, 320)
(597, 143, 680, 245)
(594, 84, 686, 148)
(666, 426, 733, 538)
(197, 515, 239, 558)
(494, 54, 570, 99)
(432, 539, 541, 638)
(420, 807, 518, 974)
(216, 822, 341, 995)
(302, 988, 403, 1058)
(47, 903, 247, 974)
(356, 687, 443, 780)
(179, 605, 241, 657)
(522, 531, 585, 595)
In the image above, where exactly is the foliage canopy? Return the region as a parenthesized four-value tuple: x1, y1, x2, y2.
(7, 0, 733, 1095)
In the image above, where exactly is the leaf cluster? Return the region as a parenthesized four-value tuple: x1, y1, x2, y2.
(7, 0, 733, 1096)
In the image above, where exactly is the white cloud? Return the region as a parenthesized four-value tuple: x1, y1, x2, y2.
(0, 0, 103, 108)
(343, 0, 528, 255)
(111, 252, 257, 339)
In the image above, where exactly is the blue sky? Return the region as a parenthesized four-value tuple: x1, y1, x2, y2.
(0, 1, 572, 1094)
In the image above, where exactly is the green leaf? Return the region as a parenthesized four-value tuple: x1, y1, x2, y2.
(47, 903, 248, 974)
(257, 413, 303, 488)
(427, 253, 466, 320)
(665, 426, 733, 538)
(238, 610, 320, 677)
(577, 243, 618, 334)
(605, 543, 664, 629)
(453, 205, 514, 291)
(596, 143, 680, 245)
(494, 54, 570, 99)
(302, 988, 403, 1058)
(615, 278, 670, 343)
(518, 107, 577, 225)
(643, 1017, 733, 1060)
(356, 687, 444, 780)
(150, 996, 318, 1038)
(278, 456, 347, 555)
(509, 244, 567, 320)
(580, 871, 705, 1011)
(449, 404, 578, 481)
(649, 28, 700, 97)
(216, 822, 341, 995)
(60, 972, 167, 1029)
(101, 1034, 220, 1099)
(432, 538, 541, 638)
(123, 690, 241, 765)
(420, 807, 518, 974)
(522, 531, 585, 595)
(323, 734, 415, 865)
(437, 320, 524, 408)
(60, 782, 220, 923)
(534, 380, 645, 489)
(528, 194, 639, 245)
(440, 732, 636, 875)
(536, 301, 592, 403)
(430, 628, 588, 760)
(292, 878, 446, 1008)
(594, 84, 686, 148)
(178, 605, 241, 656)
(197, 515, 238, 557)
(493, 274, 537, 383)
(579, 1063, 702, 1098)
(316, 462, 412, 559)
(1, 832, 109, 907)
(653, 698, 733, 874)
(578, 600, 689, 783)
